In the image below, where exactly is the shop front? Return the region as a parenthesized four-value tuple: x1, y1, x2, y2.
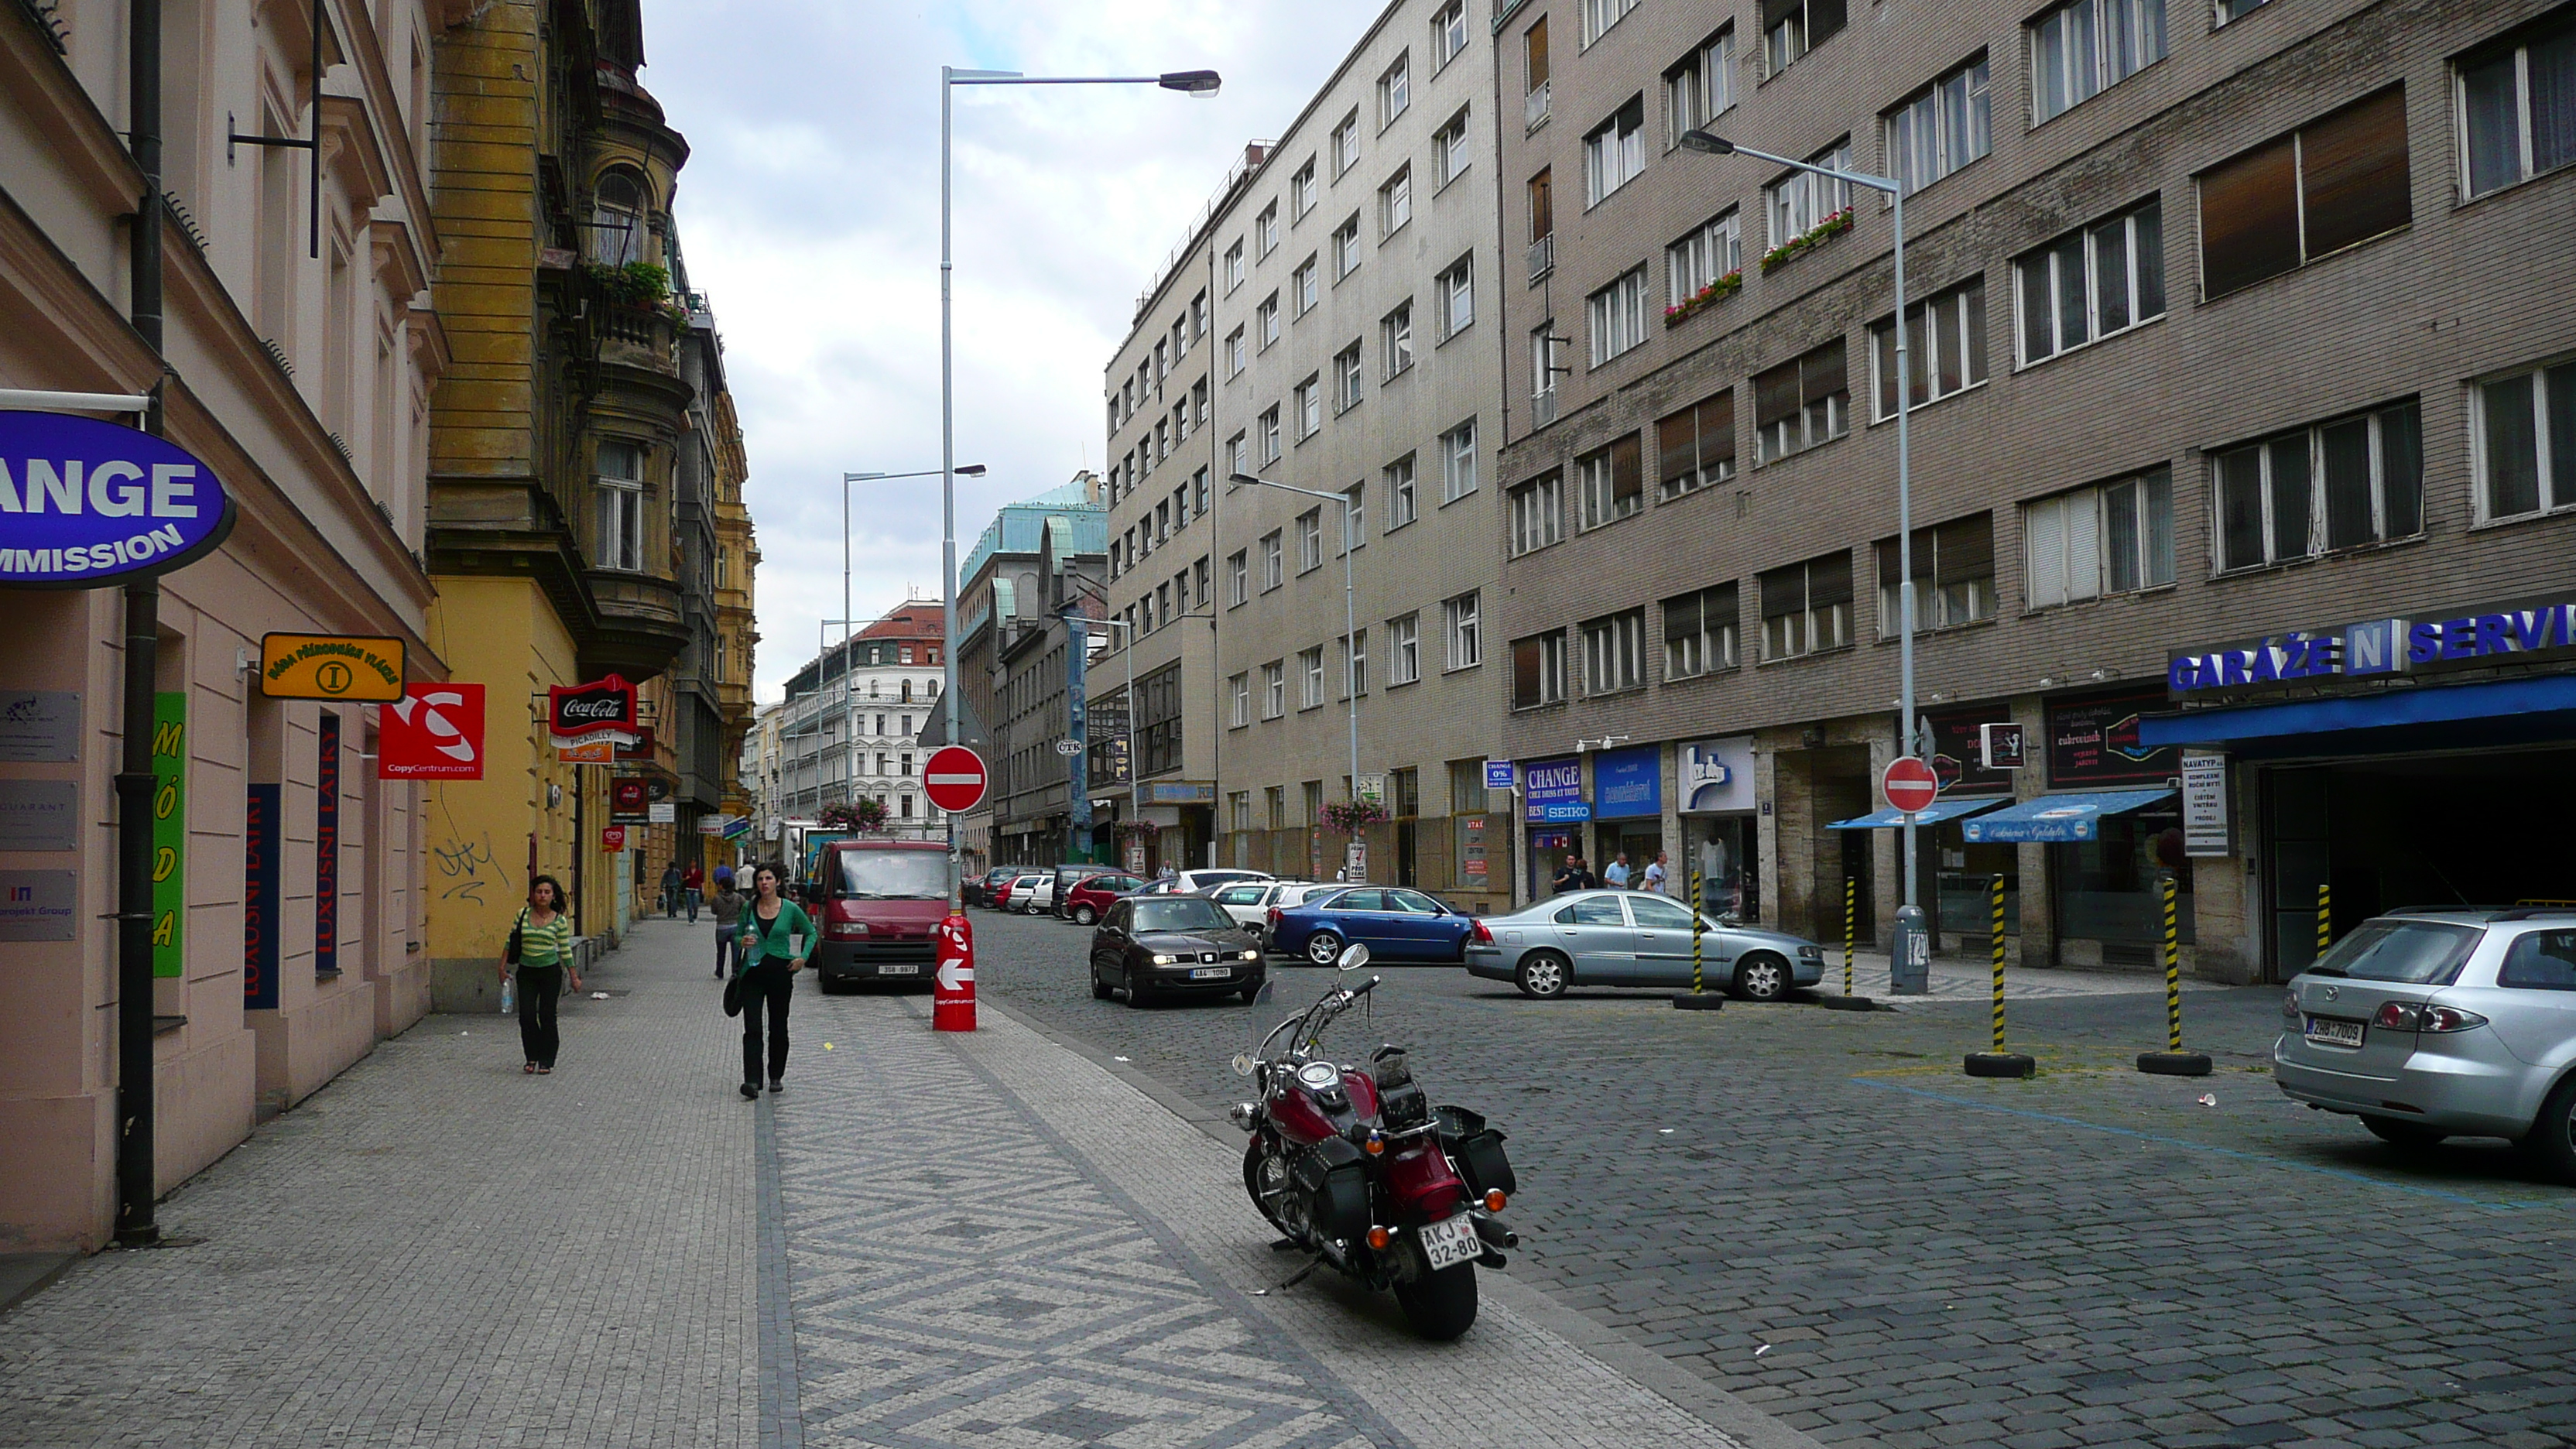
(1680, 736, 1760, 920)
(1588, 745, 1662, 885)
(1521, 756, 1587, 897)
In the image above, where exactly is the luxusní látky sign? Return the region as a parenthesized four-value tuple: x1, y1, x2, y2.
(0, 412, 235, 587)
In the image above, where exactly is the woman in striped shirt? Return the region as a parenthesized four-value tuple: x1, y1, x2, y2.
(502, 875, 582, 1074)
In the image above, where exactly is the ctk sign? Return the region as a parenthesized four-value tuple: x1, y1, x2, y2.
(0, 412, 235, 587)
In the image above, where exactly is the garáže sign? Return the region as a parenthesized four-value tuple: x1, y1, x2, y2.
(259, 632, 406, 702)
(0, 411, 236, 587)
(548, 674, 638, 748)
(2167, 592, 2576, 697)
(379, 684, 485, 779)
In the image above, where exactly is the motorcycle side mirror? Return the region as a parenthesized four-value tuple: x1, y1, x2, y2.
(1249, 981, 1276, 1005)
(1231, 1051, 1256, 1077)
(1337, 942, 1372, 971)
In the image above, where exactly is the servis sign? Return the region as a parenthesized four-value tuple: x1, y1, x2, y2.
(0, 412, 235, 587)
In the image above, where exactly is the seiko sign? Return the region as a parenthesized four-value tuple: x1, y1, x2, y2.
(0, 412, 235, 587)
(2168, 594, 2576, 697)
(547, 675, 638, 742)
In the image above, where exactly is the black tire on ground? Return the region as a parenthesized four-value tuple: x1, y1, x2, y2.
(1090, 962, 1112, 1000)
(815, 975, 845, 995)
(1074, 905, 1098, 925)
(1515, 951, 1569, 999)
(1732, 952, 1790, 1002)
(1123, 973, 1153, 1008)
(2516, 1072, 2576, 1184)
(1304, 931, 1344, 967)
(2362, 1115, 2448, 1149)
(1394, 1262, 1479, 1341)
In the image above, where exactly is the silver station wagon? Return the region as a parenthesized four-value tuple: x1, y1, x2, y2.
(2274, 909, 2576, 1178)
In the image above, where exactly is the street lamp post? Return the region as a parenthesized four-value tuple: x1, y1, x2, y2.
(1230, 472, 1361, 848)
(1681, 128, 1924, 947)
(943, 63, 1220, 909)
(842, 465, 982, 820)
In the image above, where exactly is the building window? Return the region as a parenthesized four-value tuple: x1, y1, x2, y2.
(1581, 0, 1639, 48)
(1440, 420, 1478, 501)
(1576, 434, 1644, 529)
(1663, 584, 1740, 680)
(1344, 629, 1370, 697)
(1303, 781, 1325, 825)
(1334, 346, 1364, 413)
(1875, 512, 1996, 636)
(1667, 211, 1742, 310)
(1531, 320, 1562, 413)
(1664, 29, 1734, 144)
(1342, 484, 1365, 552)
(1296, 256, 1321, 313)
(1380, 166, 1413, 238)
(1258, 406, 1281, 464)
(1886, 54, 1992, 195)
(1228, 549, 1249, 605)
(1584, 97, 1647, 205)
(1586, 267, 1649, 367)
(1194, 553, 1211, 603)
(1258, 200, 1279, 255)
(2025, 465, 2177, 607)
(1333, 218, 1362, 279)
(1508, 471, 1564, 556)
(1525, 15, 1551, 120)
(1432, 1, 1469, 68)
(1262, 661, 1285, 719)
(1382, 301, 1414, 379)
(1227, 433, 1249, 481)
(2217, 0, 2271, 21)
(1511, 631, 1567, 708)
(1758, 552, 1853, 661)
(1754, 338, 1849, 463)
(1871, 277, 1989, 420)
(2031, 0, 2166, 125)
(1258, 294, 1280, 348)
(1444, 591, 1482, 670)
(1656, 390, 1736, 499)
(1296, 376, 1322, 437)
(900, 752, 915, 776)
(1138, 662, 1184, 776)
(1225, 238, 1245, 290)
(1434, 108, 1472, 187)
(1292, 158, 1318, 218)
(2216, 400, 2425, 569)
(1389, 613, 1422, 684)
(1225, 326, 1246, 378)
(2475, 359, 2576, 522)
(1581, 609, 1646, 695)
(1300, 646, 1327, 709)
(595, 440, 646, 571)
(2198, 87, 2412, 300)
(2461, 14, 2576, 198)
(2016, 199, 2163, 365)
(1297, 508, 1323, 572)
(1765, 0, 1846, 75)
(1261, 530, 1283, 590)
(1386, 453, 1419, 529)
(1435, 255, 1475, 340)
(1379, 54, 1411, 128)
(1766, 140, 1852, 247)
(1230, 790, 1252, 828)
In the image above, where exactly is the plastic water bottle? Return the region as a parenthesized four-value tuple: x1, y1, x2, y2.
(498, 973, 515, 1016)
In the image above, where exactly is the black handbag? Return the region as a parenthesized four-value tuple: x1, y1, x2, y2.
(722, 968, 747, 1017)
(504, 909, 525, 965)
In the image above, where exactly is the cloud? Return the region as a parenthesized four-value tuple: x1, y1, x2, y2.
(638, 0, 1376, 701)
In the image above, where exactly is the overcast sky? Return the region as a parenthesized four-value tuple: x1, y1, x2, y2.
(636, 2, 1382, 702)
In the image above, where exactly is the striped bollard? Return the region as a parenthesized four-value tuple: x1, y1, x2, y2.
(1822, 875, 1874, 1011)
(1965, 873, 2034, 1077)
(2139, 872, 2211, 1075)
(2316, 881, 2332, 963)
(1673, 868, 1721, 1010)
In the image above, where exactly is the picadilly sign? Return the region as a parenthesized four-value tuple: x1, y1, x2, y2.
(0, 412, 235, 587)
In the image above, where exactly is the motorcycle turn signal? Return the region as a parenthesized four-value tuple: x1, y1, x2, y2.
(1362, 1129, 1386, 1155)
(1365, 1225, 1392, 1250)
(1483, 1188, 1508, 1212)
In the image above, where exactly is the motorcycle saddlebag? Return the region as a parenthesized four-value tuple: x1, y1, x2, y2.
(1436, 1105, 1516, 1200)
(1290, 1136, 1374, 1244)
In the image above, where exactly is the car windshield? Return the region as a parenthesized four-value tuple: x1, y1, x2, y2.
(1132, 898, 1235, 933)
(835, 851, 947, 899)
(2304, 920, 2483, 984)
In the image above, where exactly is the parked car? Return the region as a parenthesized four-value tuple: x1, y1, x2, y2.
(801, 838, 951, 991)
(1206, 879, 1330, 940)
(992, 872, 1044, 913)
(1088, 894, 1267, 1005)
(1267, 886, 1479, 966)
(1050, 863, 1121, 913)
(1464, 890, 1825, 1001)
(1016, 875, 1064, 915)
(2274, 908, 2576, 1177)
(965, 868, 1016, 909)
(1060, 872, 1146, 925)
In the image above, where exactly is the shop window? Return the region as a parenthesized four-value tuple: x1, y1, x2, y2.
(2213, 399, 2423, 570)
(2198, 87, 2411, 300)
(1512, 631, 1567, 708)
(2472, 358, 2576, 522)
(2016, 200, 2163, 366)
(2053, 808, 2194, 953)
(1871, 277, 1988, 420)
(1758, 551, 1853, 661)
(1576, 434, 1644, 529)
(1447, 759, 1485, 814)
(2025, 466, 2175, 606)
(1663, 583, 1740, 680)
(1656, 389, 1735, 499)
(1754, 339, 1849, 463)
(1581, 608, 1647, 695)
(1875, 512, 1995, 636)
(2458, 13, 2576, 200)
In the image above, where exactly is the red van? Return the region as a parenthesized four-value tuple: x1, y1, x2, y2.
(803, 838, 951, 989)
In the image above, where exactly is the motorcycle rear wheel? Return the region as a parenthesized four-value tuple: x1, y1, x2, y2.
(1394, 1262, 1478, 1341)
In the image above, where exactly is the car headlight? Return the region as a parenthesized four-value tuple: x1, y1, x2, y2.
(1798, 945, 1820, 958)
(1239, 948, 1261, 961)
(1149, 953, 1177, 965)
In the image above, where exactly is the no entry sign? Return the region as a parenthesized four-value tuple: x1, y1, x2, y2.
(1882, 755, 1940, 815)
(923, 745, 988, 814)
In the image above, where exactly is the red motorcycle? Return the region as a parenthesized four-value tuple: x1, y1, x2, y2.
(1228, 944, 1519, 1340)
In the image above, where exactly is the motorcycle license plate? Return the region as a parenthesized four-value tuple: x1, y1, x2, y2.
(1419, 1213, 1482, 1271)
(1190, 967, 1231, 979)
(879, 964, 919, 976)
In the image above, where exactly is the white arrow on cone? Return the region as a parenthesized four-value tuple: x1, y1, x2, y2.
(937, 958, 974, 993)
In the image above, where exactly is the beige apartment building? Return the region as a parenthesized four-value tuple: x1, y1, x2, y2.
(1487, 0, 2576, 978)
(1103, 0, 1515, 908)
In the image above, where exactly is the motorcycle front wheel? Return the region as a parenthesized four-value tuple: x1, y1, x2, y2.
(1394, 1262, 1478, 1341)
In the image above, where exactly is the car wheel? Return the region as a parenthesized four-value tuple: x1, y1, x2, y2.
(1733, 952, 1790, 1002)
(1304, 931, 1344, 967)
(1073, 904, 1097, 925)
(1125, 975, 1153, 1008)
(2517, 1072, 2576, 1184)
(2362, 1115, 2448, 1149)
(1239, 983, 1264, 1003)
(1515, 951, 1568, 999)
(1090, 961, 1112, 1000)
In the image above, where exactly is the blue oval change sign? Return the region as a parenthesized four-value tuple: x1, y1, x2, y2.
(1, 411, 235, 588)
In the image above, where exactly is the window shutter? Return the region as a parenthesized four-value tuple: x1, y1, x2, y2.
(1611, 433, 1643, 505)
(2064, 485, 2102, 601)
(1699, 390, 1735, 468)
(2025, 497, 2066, 609)
(1875, 536, 1905, 591)
(2198, 137, 2300, 298)
(1657, 409, 1697, 489)
(1754, 358, 1800, 430)
(1935, 513, 1992, 586)
(1663, 590, 1701, 645)
(2300, 87, 2412, 259)
(1806, 550, 1853, 609)
(1759, 564, 1803, 621)
(1760, 0, 1802, 29)
(1802, 337, 1848, 407)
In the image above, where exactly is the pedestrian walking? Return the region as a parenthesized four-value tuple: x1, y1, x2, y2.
(683, 862, 704, 923)
(1552, 856, 1598, 894)
(733, 863, 811, 1100)
(1602, 853, 1632, 887)
(708, 868, 744, 978)
(660, 861, 683, 919)
(501, 875, 580, 1075)
(1643, 851, 1670, 895)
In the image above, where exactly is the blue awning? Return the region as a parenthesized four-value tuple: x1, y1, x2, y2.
(1958, 789, 2176, 843)
(2139, 674, 2576, 748)
(1828, 796, 2006, 830)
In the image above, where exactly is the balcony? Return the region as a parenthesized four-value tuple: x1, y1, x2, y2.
(1527, 233, 1554, 284)
(1531, 388, 1559, 426)
(1525, 80, 1550, 132)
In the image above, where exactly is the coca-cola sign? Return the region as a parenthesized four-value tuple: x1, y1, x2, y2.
(548, 674, 637, 744)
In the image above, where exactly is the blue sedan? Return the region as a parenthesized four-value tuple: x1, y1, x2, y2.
(1268, 886, 1478, 965)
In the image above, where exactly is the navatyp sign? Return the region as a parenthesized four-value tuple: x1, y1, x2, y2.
(0, 412, 235, 587)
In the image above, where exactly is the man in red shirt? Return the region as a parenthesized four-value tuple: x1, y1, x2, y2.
(682, 862, 705, 923)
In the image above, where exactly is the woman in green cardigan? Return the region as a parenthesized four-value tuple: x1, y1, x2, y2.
(502, 875, 581, 1074)
(734, 862, 811, 1099)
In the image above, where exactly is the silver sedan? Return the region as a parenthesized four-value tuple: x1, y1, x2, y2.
(1464, 889, 1825, 1001)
